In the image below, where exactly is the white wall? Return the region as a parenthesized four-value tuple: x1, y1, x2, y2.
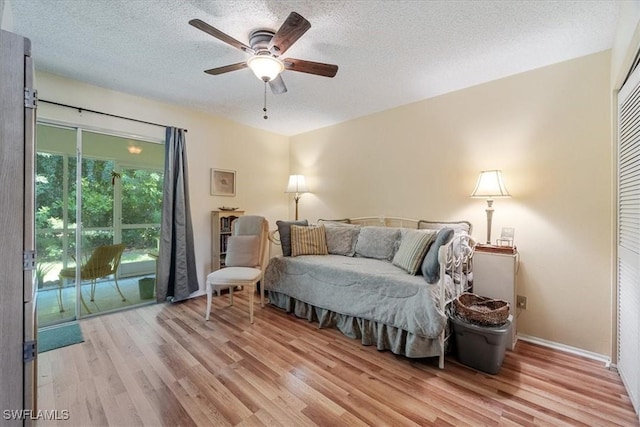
(290, 51, 612, 356)
(35, 71, 290, 296)
(31, 51, 615, 356)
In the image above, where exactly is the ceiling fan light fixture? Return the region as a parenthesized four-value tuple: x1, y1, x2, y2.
(247, 55, 284, 82)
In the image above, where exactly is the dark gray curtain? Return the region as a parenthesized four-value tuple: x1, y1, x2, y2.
(157, 127, 199, 302)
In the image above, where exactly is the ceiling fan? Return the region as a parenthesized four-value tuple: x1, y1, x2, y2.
(189, 12, 339, 96)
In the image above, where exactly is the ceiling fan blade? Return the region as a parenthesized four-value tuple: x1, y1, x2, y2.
(268, 12, 311, 56)
(189, 19, 254, 54)
(269, 75, 288, 95)
(283, 58, 338, 78)
(204, 62, 248, 75)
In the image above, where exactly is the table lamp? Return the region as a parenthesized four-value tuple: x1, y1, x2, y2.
(285, 175, 309, 220)
(470, 170, 511, 244)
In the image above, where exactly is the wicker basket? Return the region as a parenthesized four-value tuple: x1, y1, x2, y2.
(453, 293, 510, 326)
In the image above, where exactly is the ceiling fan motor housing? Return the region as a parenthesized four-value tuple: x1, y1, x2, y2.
(249, 29, 276, 54)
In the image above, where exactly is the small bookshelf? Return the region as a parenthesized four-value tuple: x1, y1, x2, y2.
(211, 210, 244, 271)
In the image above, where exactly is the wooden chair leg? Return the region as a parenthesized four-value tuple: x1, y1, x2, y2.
(229, 286, 234, 306)
(205, 283, 212, 321)
(260, 280, 264, 308)
(249, 284, 255, 324)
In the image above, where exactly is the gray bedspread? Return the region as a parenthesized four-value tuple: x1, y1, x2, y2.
(264, 255, 447, 339)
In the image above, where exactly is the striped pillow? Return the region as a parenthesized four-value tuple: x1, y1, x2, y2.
(291, 224, 329, 256)
(392, 229, 437, 274)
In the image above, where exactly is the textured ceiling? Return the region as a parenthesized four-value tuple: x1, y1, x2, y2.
(5, 0, 621, 136)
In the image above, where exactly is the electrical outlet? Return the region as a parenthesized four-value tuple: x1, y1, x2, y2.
(517, 295, 527, 310)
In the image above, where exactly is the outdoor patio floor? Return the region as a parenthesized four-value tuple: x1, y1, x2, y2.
(37, 275, 157, 327)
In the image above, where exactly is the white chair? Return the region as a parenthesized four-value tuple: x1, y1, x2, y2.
(205, 216, 269, 323)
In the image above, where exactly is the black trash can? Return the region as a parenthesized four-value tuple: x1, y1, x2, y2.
(451, 315, 512, 374)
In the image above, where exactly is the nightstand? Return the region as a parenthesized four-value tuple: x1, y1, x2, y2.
(472, 247, 519, 350)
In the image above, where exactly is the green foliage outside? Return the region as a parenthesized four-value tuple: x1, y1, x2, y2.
(36, 152, 163, 286)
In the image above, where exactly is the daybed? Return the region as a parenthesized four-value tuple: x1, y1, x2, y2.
(264, 216, 474, 368)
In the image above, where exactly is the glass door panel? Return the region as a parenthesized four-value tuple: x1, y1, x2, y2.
(119, 165, 163, 299)
(78, 139, 115, 316)
(80, 131, 163, 313)
(35, 125, 78, 326)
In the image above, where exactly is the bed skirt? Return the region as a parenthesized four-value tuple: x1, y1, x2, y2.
(268, 291, 443, 358)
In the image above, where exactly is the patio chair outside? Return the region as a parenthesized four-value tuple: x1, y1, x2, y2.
(57, 243, 126, 312)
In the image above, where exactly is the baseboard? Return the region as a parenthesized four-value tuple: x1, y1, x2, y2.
(517, 334, 612, 367)
(190, 289, 206, 298)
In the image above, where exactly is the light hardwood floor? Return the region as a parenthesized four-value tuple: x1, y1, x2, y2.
(37, 292, 639, 426)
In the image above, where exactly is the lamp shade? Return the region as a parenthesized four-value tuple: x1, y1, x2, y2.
(285, 175, 309, 194)
(247, 55, 284, 82)
(470, 170, 511, 198)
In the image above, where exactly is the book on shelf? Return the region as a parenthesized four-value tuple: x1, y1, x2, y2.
(219, 215, 239, 233)
(221, 234, 230, 253)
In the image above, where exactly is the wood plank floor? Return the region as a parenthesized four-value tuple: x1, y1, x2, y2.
(37, 292, 639, 426)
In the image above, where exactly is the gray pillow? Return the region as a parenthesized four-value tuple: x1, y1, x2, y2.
(324, 225, 360, 256)
(276, 219, 308, 256)
(225, 235, 260, 267)
(355, 226, 400, 260)
(422, 228, 454, 283)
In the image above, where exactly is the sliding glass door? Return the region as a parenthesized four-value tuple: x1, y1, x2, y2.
(35, 126, 78, 323)
(36, 123, 164, 326)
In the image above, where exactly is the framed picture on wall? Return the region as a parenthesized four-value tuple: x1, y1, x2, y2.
(211, 168, 236, 196)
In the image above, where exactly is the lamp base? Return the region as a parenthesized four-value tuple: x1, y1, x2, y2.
(294, 195, 301, 221)
(485, 199, 494, 244)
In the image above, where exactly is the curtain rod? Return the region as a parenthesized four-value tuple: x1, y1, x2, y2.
(39, 99, 187, 132)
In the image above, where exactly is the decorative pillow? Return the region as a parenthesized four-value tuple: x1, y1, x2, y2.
(324, 224, 360, 256)
(355, 226, 400, 260)
(291, 224, 328, 256)
(392, 229, 437, 274)
(422, 228, 454, 283)
(225, 235, 260, 267)
(276, 219, 308, 256)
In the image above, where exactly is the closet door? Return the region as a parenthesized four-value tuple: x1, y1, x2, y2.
(618, 63, 640, 415)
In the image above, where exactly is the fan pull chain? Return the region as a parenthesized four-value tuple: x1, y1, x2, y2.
(263, 81, 268, 120)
